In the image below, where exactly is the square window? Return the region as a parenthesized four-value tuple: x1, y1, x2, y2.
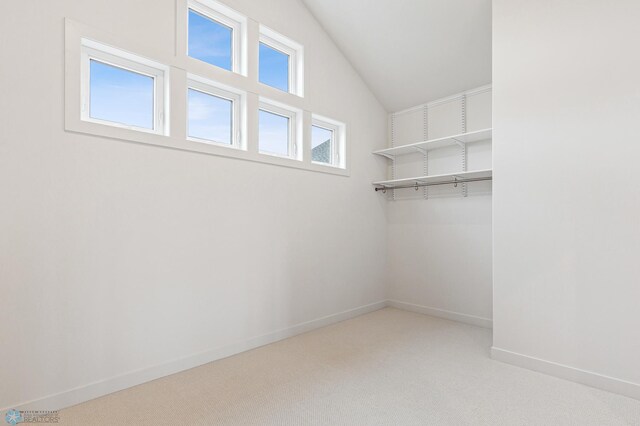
(89, 60, 154, 130)
(81, 40, 167, 134)
(259, 100, 299, 159)
(259, 26, 303, 96)
(259, 110, 289, 156)
(187, 76, 243, 148)
(188, 89, 232, 144)
(188, 9, 232, 71)
(187, 0, 245, 74)
(312, 116, 346, 168)
(259, 42, 289, 92)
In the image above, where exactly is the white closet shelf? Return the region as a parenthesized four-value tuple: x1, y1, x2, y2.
(372, 169, 492, 190)
(373, 128, 492, 158)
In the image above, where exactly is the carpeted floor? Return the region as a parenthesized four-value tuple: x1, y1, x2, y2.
(59, 308, 640, 425)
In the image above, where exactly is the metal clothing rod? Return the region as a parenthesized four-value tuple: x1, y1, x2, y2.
(374, 176, 492, 192)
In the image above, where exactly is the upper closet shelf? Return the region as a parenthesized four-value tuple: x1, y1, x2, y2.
(373, 128, 492, 158)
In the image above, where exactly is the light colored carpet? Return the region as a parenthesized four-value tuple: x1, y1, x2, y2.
(59, 308, 640, 425)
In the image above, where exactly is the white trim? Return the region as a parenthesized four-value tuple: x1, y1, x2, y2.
(259, 25, 304, 97)
(4, 301, 387, 411)
(11, 301, 640, 412)
(186, 75, 246, 149)
(392, 84, 493, 116)
(491, 347, 640, 401)
(258, 97, 302, 160)
(187, 0, 247, 75)
(387, 300, 493, 329)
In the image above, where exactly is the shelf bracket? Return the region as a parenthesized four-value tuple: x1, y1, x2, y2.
(452, 138, 465, 148)
(377, 152, 395, 160)
(413, 146, 427, 155)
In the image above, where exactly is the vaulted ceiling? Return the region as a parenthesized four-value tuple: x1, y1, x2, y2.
(302, 0, 492, 112)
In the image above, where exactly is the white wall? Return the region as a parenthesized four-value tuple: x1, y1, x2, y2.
(493, 0, 640, 398)
(386, 89, 493, 326)
(0, 0, 388, 409)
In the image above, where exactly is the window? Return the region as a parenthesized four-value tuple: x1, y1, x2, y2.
(187, 0, 245, 74)
(187, 76, 243, 148)
(68, 16, 346, 176)
(90, 60, 154, 129)
(259, 26, 303, 96)
(81, 39, 167, 134)
(259, 100, 299, 159)
(259, 43, 289, 92)
(311, 125, 332, 164)
(312, 116, 345, 168)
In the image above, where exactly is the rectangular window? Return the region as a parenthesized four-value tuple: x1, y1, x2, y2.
(187, 76, 243, 148)
(187, 0, 245, 74)
(188, 9, 232, 70)
(259, 42, 289, 92)
(312, 115, 345, 168)
(81, 40, 167, 134)
(259, 100, 299, 159)
(311, 124, 333, 164)
(259, 26, 303, 96)
(90, 60, 154, 129)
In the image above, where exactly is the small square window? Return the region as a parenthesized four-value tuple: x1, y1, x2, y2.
(312, 116, 345, 168)
(188, 89, 232, 144)
(187, 0, 245, 74)
(81, 40, 167, 134)
(188, 9, 232, 71)
(259, 42, 289, 92)
(259, 26, 303, 96)
(259, 110, 289, 156)
(259, 100, 299, 159)
(187, 76, 243, 148)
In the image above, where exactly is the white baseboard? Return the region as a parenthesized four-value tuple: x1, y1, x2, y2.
(491, 347, 640, 401)
(387, 300, 493, 329)
(5, 300, 387, 412)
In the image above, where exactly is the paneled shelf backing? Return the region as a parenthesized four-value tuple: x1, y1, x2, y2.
(374, 128, 492, 158)
(372, 169, 492, 192)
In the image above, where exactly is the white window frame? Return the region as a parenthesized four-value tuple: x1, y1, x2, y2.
(258, 99, 301, 160)
(80, 39, 168, 135)
(259, 25, 304, 97)
(312, 115, 346, 169)
(187, 0, 246, 75)
(187, 75, 244, 149)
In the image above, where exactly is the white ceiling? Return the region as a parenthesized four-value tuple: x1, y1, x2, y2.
(302, 0, 492, 112)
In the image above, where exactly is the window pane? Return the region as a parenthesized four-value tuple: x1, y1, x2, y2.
(312, 125, 333, 164)
(259, 109, 289, 156)
(259, 43, 289, 92)
(188, 9, 232, 71)
(89, 60, 154, 129)
(188, 89, 233, 144)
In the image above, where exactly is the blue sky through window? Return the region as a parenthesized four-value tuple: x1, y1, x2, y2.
(188, 9, 232, 71)
(259, 43, 289, 92)
(89, 60, 154, 129)
(188, 89, 232, 144)
(259, 109, 289, 155)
